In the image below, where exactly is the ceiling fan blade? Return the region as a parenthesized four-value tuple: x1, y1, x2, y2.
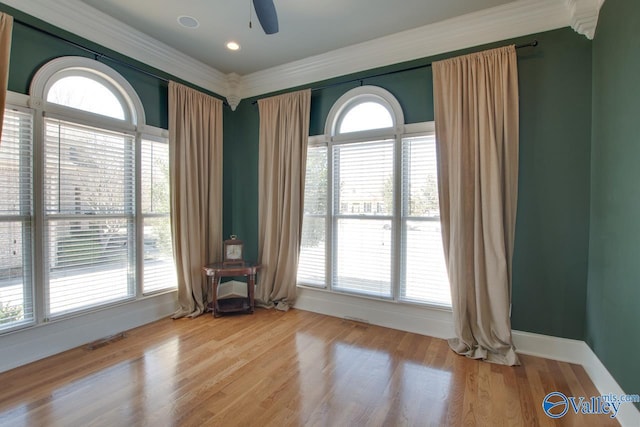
(252, 0, 279, 34)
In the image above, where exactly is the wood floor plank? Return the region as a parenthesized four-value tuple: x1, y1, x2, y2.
(0, 309, 621, 427)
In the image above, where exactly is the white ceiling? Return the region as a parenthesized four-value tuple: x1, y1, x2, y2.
(80, 0, 516, 75)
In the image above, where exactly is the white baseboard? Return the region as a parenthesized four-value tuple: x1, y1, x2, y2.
(579, 345, 640, 427)
(295, 287, 640, 427)
(0, 291, 177, 374)
(513, 329, 640, 426)
(512, 329, 588, 363)
(294, 286, 455, 339)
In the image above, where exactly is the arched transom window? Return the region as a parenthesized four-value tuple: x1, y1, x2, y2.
(327, 86, 403, 137)
(47, 73, 127, 120)
(31, 56, 144, 125)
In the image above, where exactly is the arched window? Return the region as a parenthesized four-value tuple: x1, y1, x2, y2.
(47, 74, 126, 120)
(298, 85, 451, 307)
(326, 86, 403, 137)
(336, 101, 393, 133)
(31, 57, 144, 125)
(0, 56, 177, 324)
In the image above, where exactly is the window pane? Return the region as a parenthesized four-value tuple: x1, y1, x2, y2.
(0, 222, 33, 330)
(334, 219, 392, 297)
(44, 120, 135, 215)
(141, 138, 176, 293)
(47, 76, 126, 120)
(143, 216, 177, 293)
(0, 109, 34, 331)
(333, 140, 393, 297)
(338, 102, 393, 134)
(334, 140, 394, 216)
(44, 118, 135, 317)
(299, 145, 327, 286)
(402, 220, 450, 306)
(401, 136, 450, 306)
(298, 216, 326, 286)
(141, 139, 170, 214)
(303, 146, 327, 215)
(47, 218, 134, 316)
(0, 111, 32, 215)
(403, 135, 440, 218)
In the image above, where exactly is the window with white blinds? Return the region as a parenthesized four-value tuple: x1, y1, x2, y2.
(298, 86, 451, 307)
(141, 138, 176, 293)
(401, 135, 450, 306)
(44, 118, 135, 317)
(0, 108, 34, 331)
(333, 140, 394, 298)
(0, 58, 178, 335)
(298, 145, 327, 286)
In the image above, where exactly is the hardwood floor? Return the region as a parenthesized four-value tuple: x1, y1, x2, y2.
(0, 309, 619, 426)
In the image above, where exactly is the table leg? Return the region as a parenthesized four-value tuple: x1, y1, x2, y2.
(213, 272, 220, 317)
(248, 273, 255, 313)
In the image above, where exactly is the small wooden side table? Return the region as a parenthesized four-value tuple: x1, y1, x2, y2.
(203, 262, 261, 317)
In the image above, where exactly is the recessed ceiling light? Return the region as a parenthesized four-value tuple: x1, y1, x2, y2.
(226, 41, 241, 51)
(177, 15, 199, 29)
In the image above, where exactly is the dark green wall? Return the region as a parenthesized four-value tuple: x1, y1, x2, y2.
(588, 0, 640, 407)
(513, 29, 592, 339)
(224, 28, 593, 339)
(223, 100, 260, 262)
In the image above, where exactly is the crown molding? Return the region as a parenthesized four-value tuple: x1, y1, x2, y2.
(225, 73, 242, 111)
(3, 0, 604, 108)
(239, 0, 573, 100)
(1, 0, 228, 97)
(565, 0, 606, 39)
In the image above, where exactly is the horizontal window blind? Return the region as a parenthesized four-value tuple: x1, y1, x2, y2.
(334, 140, 394, 216)
(401, 136, 450, 306)
(0, 109, 34, 330)
(298, 145, 327, 286)
(44, 119, 135, 215)
(44, 118, 135, 317)
(142, 217, 176, 293)
(0, 110, 33, 216)
(141, 138, 170, 215)
(332, 140, 394, 297)
(334, 218, 392, 297)
(141, 138, 176, 293)
(298, 216, 326, 286)
(47, 218, 133, 315)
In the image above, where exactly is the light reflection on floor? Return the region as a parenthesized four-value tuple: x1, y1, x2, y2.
(400, 360, 452, 424)
(294, 330, 452, 425)
(1, 336, 181, 427)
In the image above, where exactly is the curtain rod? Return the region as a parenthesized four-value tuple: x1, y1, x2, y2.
(251, 40, 539, 105)
(14, 18, 233, 107)
(15, 19, 172, 84)
(14, 18, 537, 109)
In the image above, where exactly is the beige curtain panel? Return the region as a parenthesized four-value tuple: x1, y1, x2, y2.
(256, 89, 311, 310)
(169, 82, 223, 318)
(433, 45, 520, 366)
(0, 13, 13, 140)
